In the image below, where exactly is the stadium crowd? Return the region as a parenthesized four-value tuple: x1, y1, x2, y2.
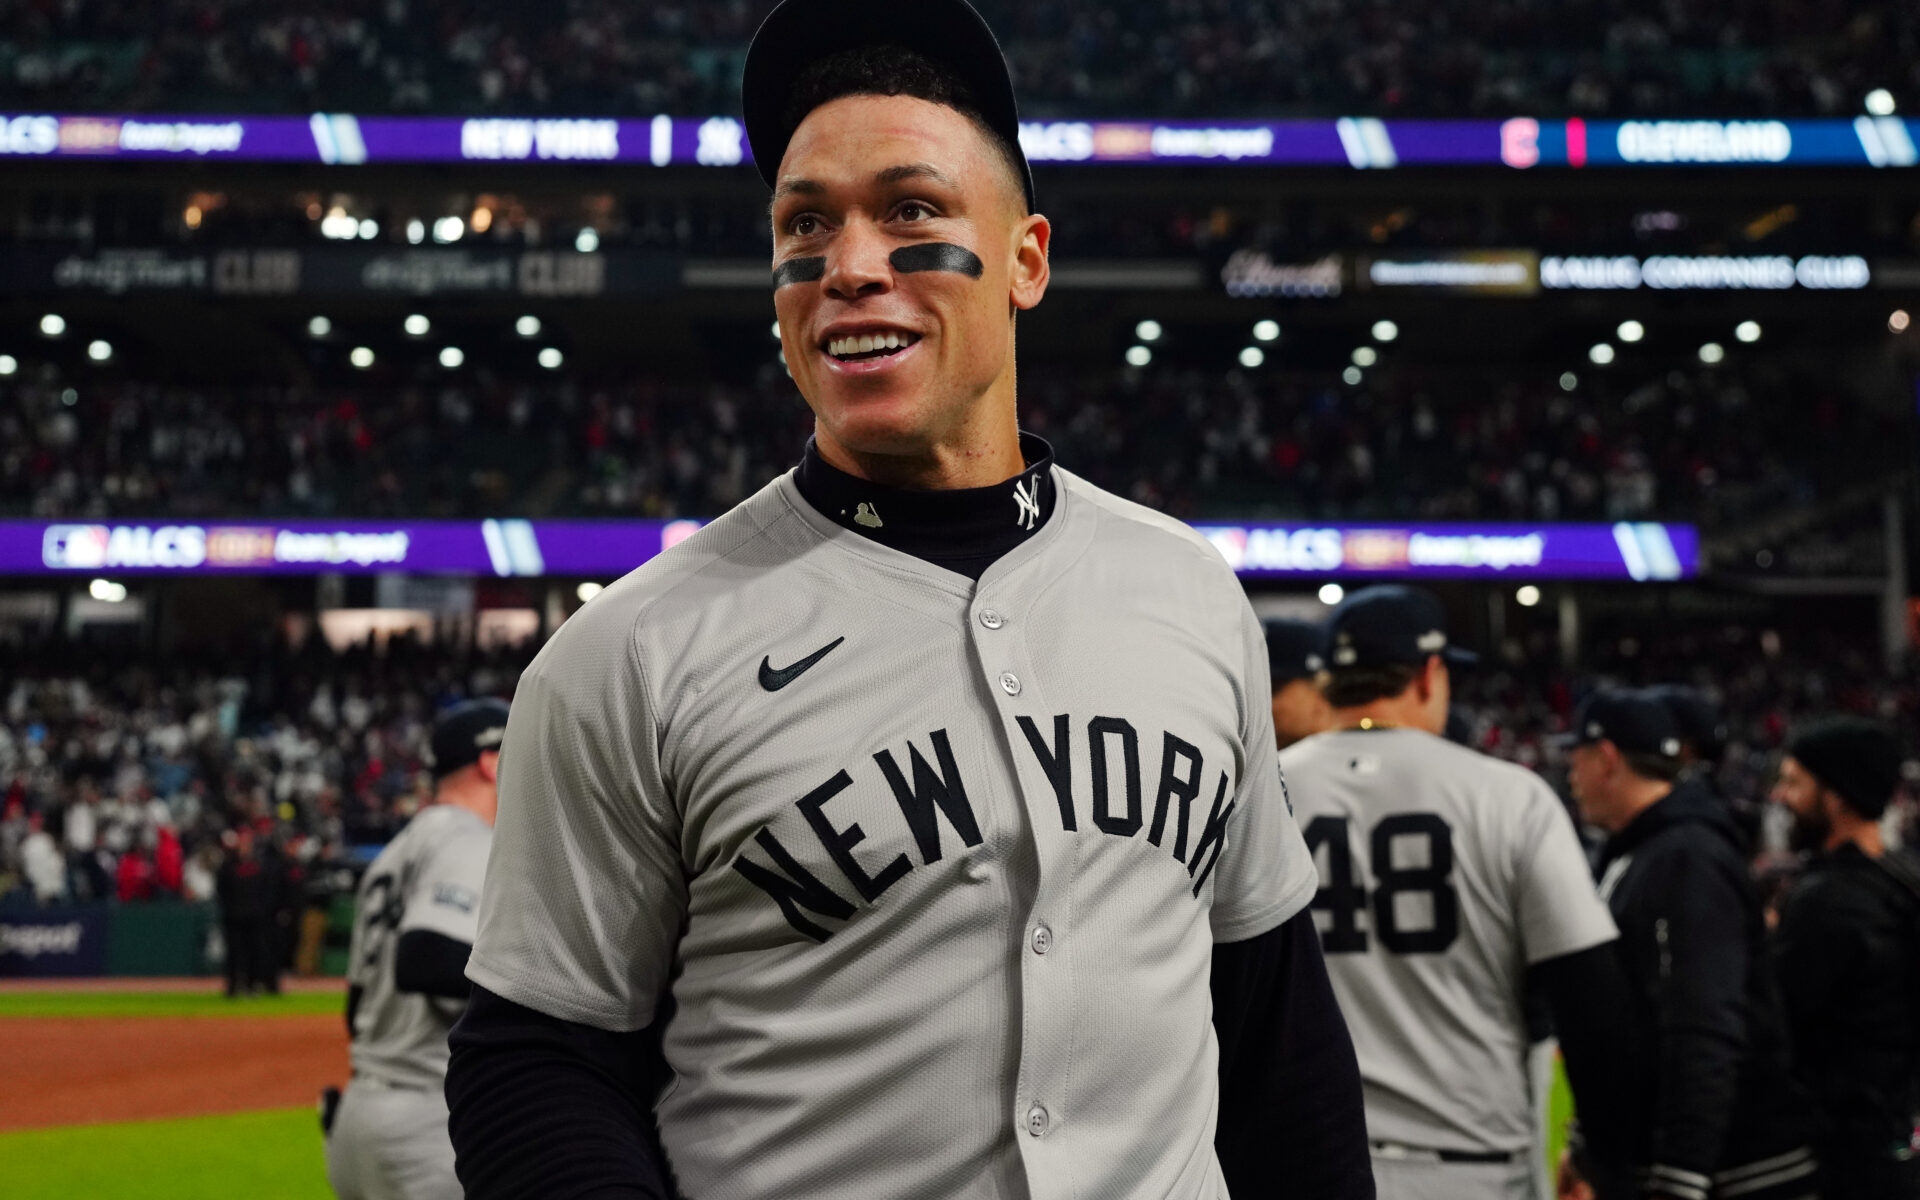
(0, 0, 1913, 119)
(1, 357, 1900, 530)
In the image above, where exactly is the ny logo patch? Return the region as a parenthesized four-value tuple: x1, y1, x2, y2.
(1013, 475, 1041, 531)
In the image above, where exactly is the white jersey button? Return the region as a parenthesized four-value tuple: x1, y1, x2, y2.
(978, 609, 1004, 630)
(1030, 924, 1053, 955)
(1025, 1104, 1050, 1137)
(998, 671, 1022, 696)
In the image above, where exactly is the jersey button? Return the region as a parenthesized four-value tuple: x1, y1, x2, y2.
(1025, 1104, 1050, 1137)
(978, 609, 1004, 630)
(998, 671, 1022, 696)
(1030, 924, 1053, 955)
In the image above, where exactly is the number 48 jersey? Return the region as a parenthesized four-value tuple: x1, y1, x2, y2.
(1278, 727, 1616, 1155)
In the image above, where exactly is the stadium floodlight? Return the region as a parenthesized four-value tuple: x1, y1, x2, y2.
(1342, 366, 1364, 386)
(1253, 319, 1281, 343)
(1516, 585, 1542, 608)
(358, 219, 378, 240)
(349, 346, 375, 369)
(1616, 320, 1645, 343)
(89, 579, 128, 603)
(1134, 319, 1163, 343)
(1559, 372, 1578, 392)
(433, 215, 465, 243)
(308, 316, 332, 339)
(319, 206, 358, 240)
(576, 582, 604, 603)
(1699, 342, 1726, 364)
(1238, 346, 1265, 369)
(1371, 319, 1399, 343)
(1125, 344, 1152, 367)
(1352, 346, 1378, 368)
(538, 347, 564, 370)
(1865, 88, 1897, 117)
(405, 219, 426, 244)
(39, 314, 65, 338)
(1589, 343, 1616, 365)
(87, 339, 112, 362)
(1892, 310, 1912, 333)
(768, 320, 782, 341)
(404, 314, 430, 337)
(1735, 321, 1762, 343)
(518, 315, 543, 338)
(575, 227, 601, 253)
(1318, 583, 1345, 606)
(439, 346, 465, 369)
(0, 355, 15, 376)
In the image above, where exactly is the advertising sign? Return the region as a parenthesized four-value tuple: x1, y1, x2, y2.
(0, 907, 110, 979)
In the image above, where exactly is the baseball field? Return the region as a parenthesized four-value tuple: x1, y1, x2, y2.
(0, 978, 349, 1200)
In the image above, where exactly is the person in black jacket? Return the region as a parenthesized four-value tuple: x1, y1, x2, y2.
(216, 824, 282, 998)
(1770, 717, 1920, 1199)
(1563, 688, 1817, 1200)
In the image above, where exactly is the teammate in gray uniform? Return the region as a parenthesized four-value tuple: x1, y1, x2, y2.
(325, 699, 506, 1200)
(1265, 617, 1332, 751)
(445, 2, 1373, 1198)
(1280, 586, 1633, 1200)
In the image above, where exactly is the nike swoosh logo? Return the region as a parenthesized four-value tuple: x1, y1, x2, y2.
(758, 637, 845, 692)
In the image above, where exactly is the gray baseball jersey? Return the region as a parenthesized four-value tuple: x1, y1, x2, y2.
(1278, 728, 1615, 1155)
(467, 467, 1317, 1200)
(344, 803, 492, 1090)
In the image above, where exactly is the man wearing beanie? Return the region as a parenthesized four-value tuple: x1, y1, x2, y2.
(1771, 717, 1920, 1199)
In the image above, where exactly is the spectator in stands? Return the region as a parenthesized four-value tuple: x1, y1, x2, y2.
(22, 811, 67, 906)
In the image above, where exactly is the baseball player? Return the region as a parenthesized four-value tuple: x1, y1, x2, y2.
(1265, 616, 1332, 750)
(324, 699, 506, 1200)
(1279, 586, 1634, 1199)
(444, 3, 1373, 1198)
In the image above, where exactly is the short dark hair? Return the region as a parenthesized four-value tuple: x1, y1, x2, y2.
(1323, 664, 1420, 709)
(1620, 750, 1685, 784)
(784, 44, 1029, 213)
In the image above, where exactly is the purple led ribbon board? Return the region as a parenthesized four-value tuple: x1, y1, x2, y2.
(1, 519, 1696, 581)
(0, 113, 1913, 168)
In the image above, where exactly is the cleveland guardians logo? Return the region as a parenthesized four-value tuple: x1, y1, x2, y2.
(732, 717, 1237, 941)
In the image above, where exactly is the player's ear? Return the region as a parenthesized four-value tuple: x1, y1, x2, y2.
(1416, 654, 1443, 702)
(1010, 212, 1050, 312)
(476, 750, 501, 785)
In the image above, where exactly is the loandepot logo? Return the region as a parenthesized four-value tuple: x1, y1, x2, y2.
(0, 922, 85, 958)
(1612, 523, 1685, 581)
(480, 519, 545, 577)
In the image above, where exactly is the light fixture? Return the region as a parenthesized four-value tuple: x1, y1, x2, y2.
(1352, 346, 1378, 367)
(319, 206, 358, 240)
(1125, 344, 1152, 367)
(538, 347, 564, 370)
(88, 579, 128, 603)
(1559, 372, 1578, 392)
(1516, 585, 1542, 608)
(1371, 319, 1399, 343)
(1735, 321, 1762, 343)
(439, 346, 464, 368)
(39, 314, 65, 338)
(87, 339, 112, 362)
(575, 227, 601, 253)
(1342, 366, 1364, 385)
(767, 319, 781, 341)
(0, 355, 14, 376)
(470, 207, 493, 234)
(576, 582, 604, 603)
(1866, 88, 1897, 116)
(404, 314, 430, 337)
(1892, 310, 1912, 333)
(349, 347, 375, 369)
(405, 219, 425, 244)
(432, 215, 465, 243)
(1318, 583, 1346, 606)
(1238, 346, 1265, 369)
(1253, 319, 1281, 343)
(517, 315, 543, 338)
(1698, 342, 1725, 364)
(358, 218, 378, 240)
(307, 316, 332, 339)
(1589, 343, 1616, 365)
(1134, 319, 1163, 343)
(1617, 320, 1645, 343)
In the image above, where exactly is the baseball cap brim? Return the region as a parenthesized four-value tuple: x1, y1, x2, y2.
(741, 0, 1036, 211)
(1441, 645, 1480, 669)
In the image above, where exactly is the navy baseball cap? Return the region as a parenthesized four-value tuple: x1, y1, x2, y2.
(1324, 585, 1479, 671)
(1646, 683, 1729, 762)
(1557, 688, 1684, 759)
(1264, 618, 1326, 687)
(741, 0, 1038, 212)
(431, 699, 510, 779)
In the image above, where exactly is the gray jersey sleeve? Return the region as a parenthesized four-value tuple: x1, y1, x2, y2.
(400, 822, 491, 945)
(466, 606, 684, 1032)
(1514, 781, 1617, 964)
(1208, 602, 1317, 943)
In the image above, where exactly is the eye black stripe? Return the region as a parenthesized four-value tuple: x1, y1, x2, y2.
(772, 257, 826, 289)
(890, 243, 984, 278)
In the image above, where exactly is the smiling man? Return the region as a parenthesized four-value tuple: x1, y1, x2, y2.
(443, 3, 1370, 1198)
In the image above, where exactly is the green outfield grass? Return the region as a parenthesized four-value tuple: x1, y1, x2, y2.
(0, 1108, 331, 1200)
(0, 990, 341, 1019)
